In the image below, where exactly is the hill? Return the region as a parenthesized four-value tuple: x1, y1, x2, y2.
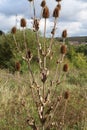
(56, 36, 87, 44)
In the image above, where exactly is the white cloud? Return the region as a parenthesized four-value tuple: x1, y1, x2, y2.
(0, 0, 87, 36)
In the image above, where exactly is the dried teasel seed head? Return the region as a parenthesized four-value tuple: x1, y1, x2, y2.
(53, 7, 60, 18)
(57, 3, 61, 10)
(28, 0, 33, 2)
(15, 62, 21, 71)
(56, 0, 62, 2)
(41, 0, 46, 8)
(63, 64, 68, 72)
(42, 6, 49, 18)
(20, 18, 26, 27)
(41, 69, 48, 83)
(64, 91, 69, 99)
(11, 26, 16, 34)
(62, 30, 67, 38)
(60, 45, 66, 54)
(33, 19, 39, 31)
(26, 50, 31, 59)
(51, 28, 55, 35)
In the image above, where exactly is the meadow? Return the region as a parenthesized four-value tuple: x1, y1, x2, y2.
(0, 0, 87, 129)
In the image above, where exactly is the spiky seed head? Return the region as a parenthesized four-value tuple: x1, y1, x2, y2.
(33, 19, 39, 31)
(56, 0, 62, 2)
(28, 0, 33, 2)
(11, 26, 16, 34)
(20, 18, 26, 27)
(15, 62, 20, 71)
(62, 30, 67, 38)
(41, 73, 47, 83)
(63, 64, 68, 72)
(51, 28, 55, 35)
(42, 6, 49, 18)
(26, 50, 31, 59)
(53, 7, 59, 18)
(60, 45, 66, 54)
(57, 3, 61, 10)
(41, 0, 46, 8)
(64, 91, 69, 99)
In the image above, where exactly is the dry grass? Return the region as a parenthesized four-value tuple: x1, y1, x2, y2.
(0, 69, 87, 130)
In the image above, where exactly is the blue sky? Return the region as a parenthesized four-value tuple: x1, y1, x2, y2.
(0, 0, 87, 37)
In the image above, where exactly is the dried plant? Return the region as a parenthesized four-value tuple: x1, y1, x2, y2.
(11, 0, 69, 130)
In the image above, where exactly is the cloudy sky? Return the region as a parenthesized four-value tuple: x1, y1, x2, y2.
(0, 0, 87, 37)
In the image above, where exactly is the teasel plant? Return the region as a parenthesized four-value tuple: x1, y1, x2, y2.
(11, 0, 70, 130)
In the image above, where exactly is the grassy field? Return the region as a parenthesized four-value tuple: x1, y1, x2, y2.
(0, 68, 87, 130)
(0, 29, 87, 130)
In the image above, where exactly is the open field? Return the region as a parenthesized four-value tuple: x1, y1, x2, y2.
(0, 68, 87, 130)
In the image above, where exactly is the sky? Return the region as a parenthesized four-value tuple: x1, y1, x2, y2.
(0, 0, 87, 37)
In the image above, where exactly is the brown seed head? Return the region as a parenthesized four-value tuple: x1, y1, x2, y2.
(33, 19, 39, 31)
(11, 26, 16, 34)
(60, 45, 66, 54)
(56, 0, 62, 2)
(41, 73, 47, 83)
(64, 91, 69, 99)
(53, 7, 60, 18)
(62, 30, 67, 38)
(26, 50, 31, 59)
(41, 0, 46, 8)
(20, 18, 26, 27)
(28, 0, 33, 2)
(42, 6, 49, 18)
(15, 62, 20, 71)
(57, 3, 61, 10)
(63, 64, 68, 72)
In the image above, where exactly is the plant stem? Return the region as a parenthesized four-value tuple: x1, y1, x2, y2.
(43, 18, 47, 69)
(42, 125, 45, 130)
(33, 0, 36, 19)
(48, 18, 57, 53)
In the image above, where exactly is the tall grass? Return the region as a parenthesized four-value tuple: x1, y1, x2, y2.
(0, 0, 87, 130)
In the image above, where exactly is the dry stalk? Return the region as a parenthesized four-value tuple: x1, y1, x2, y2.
(11, 0, 69, 129)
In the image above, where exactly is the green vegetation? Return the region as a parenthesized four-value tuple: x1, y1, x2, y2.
(0, 0, 87, 129)
(0, 30, 87, 129)
(0, 30, 87, 72)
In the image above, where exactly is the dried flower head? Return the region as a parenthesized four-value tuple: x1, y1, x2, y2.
(11, 26, 16, 34)
(60, 45, 66, 54)
(28, 0, 33, 2)
(64, 91, 69, 99)
(20, 18, 26, 27)
(42, 6, 49, 18)
(41, 69, 48, 83)
(26, 50, 31, 59)
(63, 64, 68, 72)
(41, 0, 46, 8)
(41, 73, 47, 83)
(53, 7, 60, 18)
(56, 0, 62, 2)
(15, 62, 20, 71)
(51, 28, 55, 35)
(33, 19, 39, 31)
(62, 30, 67, 38)
(57, 3, 61, 10)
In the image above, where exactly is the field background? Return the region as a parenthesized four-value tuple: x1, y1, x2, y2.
(0, 30, 87, 129)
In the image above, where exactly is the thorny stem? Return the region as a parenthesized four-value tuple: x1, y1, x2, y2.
(60, 100, 68, 129)
(43, 18, 47, 69)
(36, 32, 42, 69)
(13, 34, 19, 51)
(48, 18, 57, 54)
(42, 125, 45, 130)
(33, 0, 36, 19)
(23, 28, 35, 84)
(43, 83, 45, 100)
